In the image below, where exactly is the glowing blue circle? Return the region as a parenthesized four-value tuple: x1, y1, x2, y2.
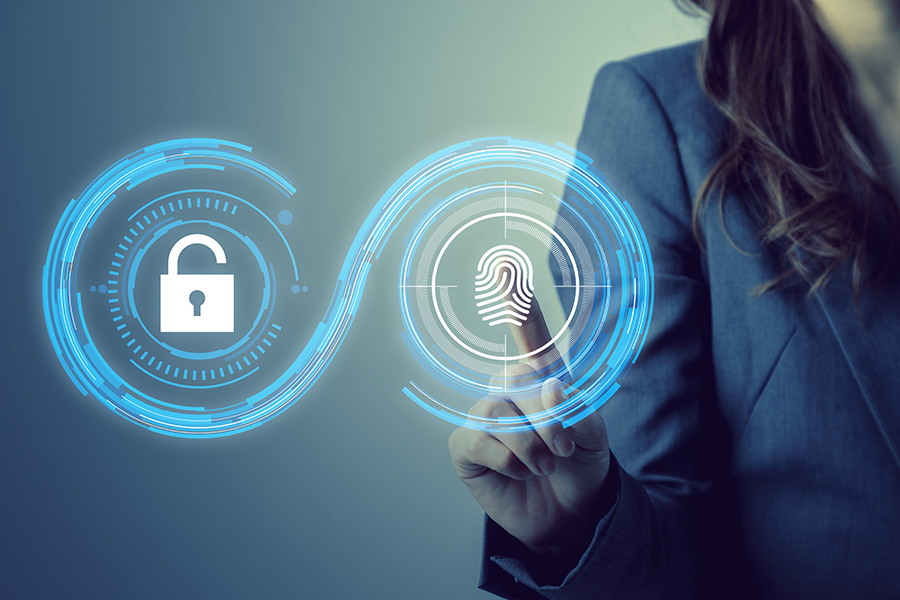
(291, 284, 300, 294)
(394, 139, 654, 433)
(278, 210, 293, 225)
(43, 138, 306, 438)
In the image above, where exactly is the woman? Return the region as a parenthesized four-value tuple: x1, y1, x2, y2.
(448, 1, 900, 598)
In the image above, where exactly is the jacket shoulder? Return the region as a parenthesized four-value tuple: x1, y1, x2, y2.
(621, 41, 703, 93)
(582, 40, 726, 202)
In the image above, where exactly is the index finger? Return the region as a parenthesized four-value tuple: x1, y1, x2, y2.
(505, 295, 608, 450)
(509, 295, 554, 363)
(507, 295, 570, 386)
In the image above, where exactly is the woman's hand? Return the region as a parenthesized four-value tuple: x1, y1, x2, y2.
(447, 302, 610, 555)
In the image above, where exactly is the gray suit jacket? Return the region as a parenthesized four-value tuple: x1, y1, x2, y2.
(478, 41, 900, 600)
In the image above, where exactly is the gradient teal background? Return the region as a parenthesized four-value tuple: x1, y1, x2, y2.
(0, 2, 705, 598)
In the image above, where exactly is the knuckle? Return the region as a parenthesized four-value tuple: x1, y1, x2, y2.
(468, 401, 486, 417)
(448, 427, 464, 452)
(464, 432, 487, 458)
(469, 396, 507, 418)
(495, 447, 517, 472)
(483, 399, 512, 419)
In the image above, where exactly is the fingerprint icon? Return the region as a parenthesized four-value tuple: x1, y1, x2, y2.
(474, 245, 535, 327)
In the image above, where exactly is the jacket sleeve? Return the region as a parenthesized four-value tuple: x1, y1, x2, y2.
(478, 60, 715, 600)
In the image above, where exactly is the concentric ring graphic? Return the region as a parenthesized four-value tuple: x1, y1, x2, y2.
(395, 140, 654, 433)
(44, 137, 653, 437)
(431, 211, 579, 361)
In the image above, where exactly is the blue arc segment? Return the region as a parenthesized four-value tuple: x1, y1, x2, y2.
(43, 137, 653, 438)
(394, 139, 653, 433)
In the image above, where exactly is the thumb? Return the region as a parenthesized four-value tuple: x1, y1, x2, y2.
(540, 377, 608, 454)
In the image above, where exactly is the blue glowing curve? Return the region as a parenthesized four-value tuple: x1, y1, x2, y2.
(43, 137, 653, 438)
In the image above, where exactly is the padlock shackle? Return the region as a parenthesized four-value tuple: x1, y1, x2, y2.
(167, 234, 227, 275)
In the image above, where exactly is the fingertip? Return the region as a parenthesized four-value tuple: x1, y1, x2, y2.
(537, 454, 557, 476)
(553, 430, 575, 457)
(507, 464, 535, 481)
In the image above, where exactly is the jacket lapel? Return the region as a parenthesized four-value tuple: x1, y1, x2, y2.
(816, 269, 900, 472)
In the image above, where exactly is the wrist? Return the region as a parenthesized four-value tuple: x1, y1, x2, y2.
(518, 457, 620, 586)
(524, 454, 620, 557)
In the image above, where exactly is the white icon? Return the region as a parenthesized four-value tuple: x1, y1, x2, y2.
(474, 245, 534, 327)
(160, 234, 234, 333)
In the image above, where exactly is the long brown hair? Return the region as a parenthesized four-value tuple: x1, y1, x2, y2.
(680, 0, 899, 295)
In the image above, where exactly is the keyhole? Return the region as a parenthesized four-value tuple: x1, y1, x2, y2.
(189, 290, 206, 316)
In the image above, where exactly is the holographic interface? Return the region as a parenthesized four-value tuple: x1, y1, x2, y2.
(394, 140, 653, 433)
(43, 138, 653, 437)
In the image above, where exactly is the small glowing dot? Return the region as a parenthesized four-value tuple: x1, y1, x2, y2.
(291, 284, 300, 294)
(98, 284, 108, 293)
(302, 286, 308, 292)
(90, 286, 97, 292)
(278, 210, 293, 225)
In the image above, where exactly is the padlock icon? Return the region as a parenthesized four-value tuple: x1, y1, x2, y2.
(160, 234, 234, 333)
